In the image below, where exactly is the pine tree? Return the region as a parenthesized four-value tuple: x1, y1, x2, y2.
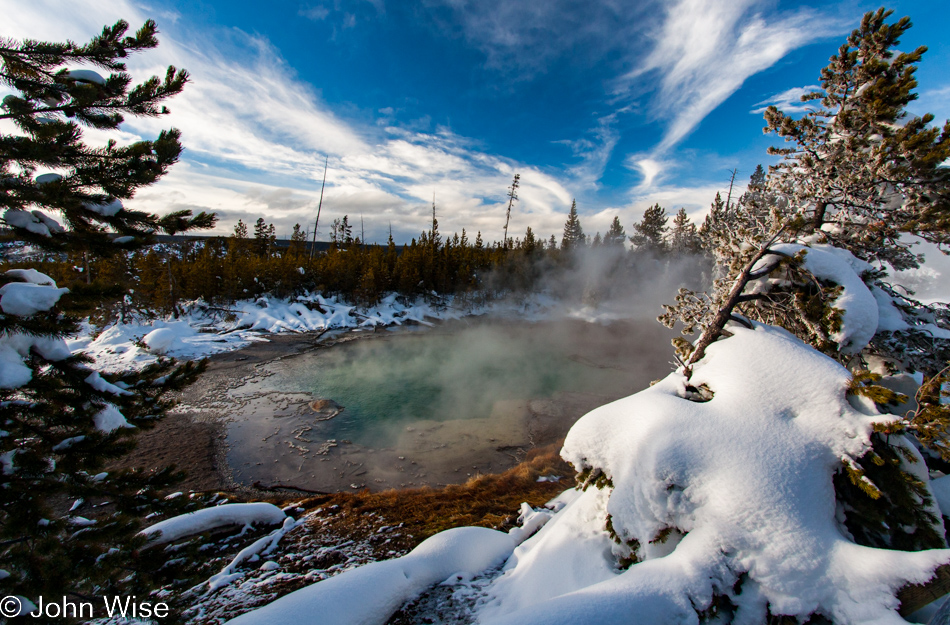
(764, 8, 950, 271)
(233, 219, 248, 239)
(290, 222, 306, 258)
(698, 192, 726, 250)
(340, 214, 354, 247)
(253, 217, 272, 257)
(0, 20, 217, 609)
(659, 8, 950, 563)
(748, 164, 765, 192)
(603, 216, 626, 247)
(668, 208, 701, 255)
(522, 226, 539, 255)
(630, 203, 669, 253)
(561, 199, 585, 252)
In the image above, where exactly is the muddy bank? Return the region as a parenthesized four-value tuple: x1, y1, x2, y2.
(113, 331, 327, 492)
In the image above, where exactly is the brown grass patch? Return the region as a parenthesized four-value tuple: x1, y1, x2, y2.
(296, 442, 574, 553)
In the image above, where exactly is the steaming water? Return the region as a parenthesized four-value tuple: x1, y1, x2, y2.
(225, 318, 675, 491)
(283, 322, 647, 445)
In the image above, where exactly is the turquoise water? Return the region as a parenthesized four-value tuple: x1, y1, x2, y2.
(270, 318, 670, 447)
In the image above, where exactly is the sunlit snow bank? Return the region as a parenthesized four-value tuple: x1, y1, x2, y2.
(225, 506, 552, 625)
(476, 323, 950, 625)
(67, 293, 480, 371)
(219, 323, 950, 624)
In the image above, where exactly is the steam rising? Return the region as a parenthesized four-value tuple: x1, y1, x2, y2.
(224, 248, 710, 491)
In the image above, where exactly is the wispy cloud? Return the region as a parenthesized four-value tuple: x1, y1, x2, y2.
(910, 85, 950, 127)
(421, 0, 843, 191)
(299, 5, 330, 21)
(0, 0, 577, 243)
(750, 85, 821, 114)
(419, 0, 652, 78)
(617, 0, 842, 156)
(0, 0, 849, 245)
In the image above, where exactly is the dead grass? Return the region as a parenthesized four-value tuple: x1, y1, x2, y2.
(296, 443, 574, 552)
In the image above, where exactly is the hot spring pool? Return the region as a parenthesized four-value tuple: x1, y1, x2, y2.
(222, 318, 675, 492)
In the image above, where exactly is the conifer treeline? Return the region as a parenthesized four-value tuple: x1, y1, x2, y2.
(12, 198, 708, 319)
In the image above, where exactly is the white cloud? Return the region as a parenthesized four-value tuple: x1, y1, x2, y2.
(299, 5, 330, 20)
(617, 0, 842, 156)
(0, 0, 581, 244)
(0, 0, 845, 245)
(910, 85, 950, 127)
(425, 0, 843, 190)
(631, 158, 665, 189)
(751, 85, 821, 114)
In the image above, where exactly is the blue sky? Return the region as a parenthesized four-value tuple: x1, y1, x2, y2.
(2, 0, 948, 244)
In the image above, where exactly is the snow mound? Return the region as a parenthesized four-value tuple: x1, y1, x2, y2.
(225, 526, 519, 625)
(141, 503, 287, 546)
(142, 327, 184, 354)
(3, 209, 64, 237)
(478, 324, 950, 625)
(4, 269, 55, 285)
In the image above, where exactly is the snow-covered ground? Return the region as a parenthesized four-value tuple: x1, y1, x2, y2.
(66, 293, 492, 371)
(63, 266, 950, 623)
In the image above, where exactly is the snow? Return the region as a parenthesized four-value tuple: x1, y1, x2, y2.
(140, 503, 287, 546)
(931, 475, 950, 518)
(34, 173, 62, 185)
(234, 293, 459, 334)
(761, 243, 879, 353)
(0, 333, 71, 388)
(4, 209, 59, 237)
(142, 327, 184, 354)
(69, 319, 256, 372)
(52, 436, 85, 452)
(84, 371, 131, 396)
(66, 69, 106, 84)
(68, 294, 473, 372)
(872, 286, 910, 332)
(475, 323, 950, 625)
(0, 282, 68, 316)
(82, 198, 122, 216)
(206, 517, 302, 593)
(92, 404, 133, 433)
(5, 268, 55, 285)
(225, 526, 525, 625)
